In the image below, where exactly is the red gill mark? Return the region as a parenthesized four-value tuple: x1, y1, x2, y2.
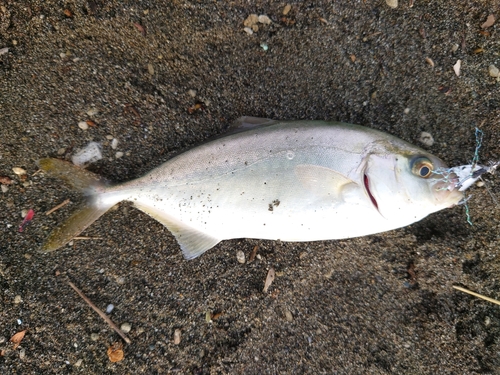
(364, 174, 379, 210)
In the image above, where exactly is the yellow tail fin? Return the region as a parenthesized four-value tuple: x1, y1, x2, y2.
(38, 158, 117, 251)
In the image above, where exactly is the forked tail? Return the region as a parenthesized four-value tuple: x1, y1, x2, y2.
(38, 158, 119, 251)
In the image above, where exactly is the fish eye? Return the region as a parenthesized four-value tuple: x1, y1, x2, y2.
(411, 157, 434, 178)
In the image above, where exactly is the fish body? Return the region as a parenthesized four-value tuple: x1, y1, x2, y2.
(39, 117, 465, 259)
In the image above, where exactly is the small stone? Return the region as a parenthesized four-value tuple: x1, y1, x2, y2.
(385, 0, 398, 8)
(74, 359, 83, 367)
(283, 4, 292, 16)
(419, 132, 434, 147)
(403, 108, 410, 114)
(0, 47, 8, 55)
(111, 138, 119, 150)
(12, 167, 26, 175)
(453, 60, 461, 76)
(251, 24, 259, 32)
(488, 64, 499, 78)
(115, 151, 124, 159)
(451, 44, 459, 52)
(476, 181, 485, 187)
(481, 15, 495, 29)
(19, 348, 26, 360)
(236, 250, 246, 264)
(86, 108, 98, 116)
(485, 316, 491, 326)
(188, 89, 197, 97)
(0, 336, 5, 344)
(1, 185, 8, 193)
(105, 134, 114, 140)
(90, 333, 99, 341)
(258, 15, 271, 25)
(243, 27, 253, 35)
(174, 329, 181, 345)
(106, 304, 114, 314)
(148, 63, 154, 75)
(120, 323, 132, 333)
(284, 309, 293, 322)
(14, 295, 22, 304)
(243, 14, 259, 27)
(57, 147, 66, 155)
(78, 121, 89, 130)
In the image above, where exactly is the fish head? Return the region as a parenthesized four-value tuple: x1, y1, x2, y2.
(362, 147, 463, 223)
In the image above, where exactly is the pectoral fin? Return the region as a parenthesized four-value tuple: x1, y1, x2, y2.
(295, 164, 357, 199)
(134, 202, 221, 260)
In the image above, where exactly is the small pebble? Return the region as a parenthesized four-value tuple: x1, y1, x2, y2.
(284, 309, 293, 322)
(385, 0, 398, 8)
(451, 44, 459, 52)
(1, 185, 8, 193)
(86, 108, 98, 116)
(111, 138, 119, 150)
(419, 132, 434, 147)
(74, 359, 83, 367)
(57, 147, 66, 155)
(488, 64, 499, 78)
(0, 47, 9, 55)
(12, 167, 26, 175)
(148, 63, 154, 75)
(403, 107, 410, 114)
(105, 134, 114, 140)
(243, 14, 259, 27)
(19, 348, 26, 360)
(283, 4, 292, 15)
(188, 89, 197, 97)
(21, 208, 29, 218)
(106, 304, 114, 314)
(174, 329, 181, 345)
(243, 27, 253, 35)
(453, 60, 461, 76)
(120, 323, 132, 333)
(14, 295, 22, 304)
(78, 121, 89, 130)
(236, 250, 246, 264)
(485, 316, 491, 326)
(90, 333, 99, 341)
(115, 151, 124, 159)
(258, 15, 271, 25)
(0, 336, 5, 344)
(476, 181, 485, 187)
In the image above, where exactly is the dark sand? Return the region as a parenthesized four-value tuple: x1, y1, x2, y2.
(1, 1, 500, 374)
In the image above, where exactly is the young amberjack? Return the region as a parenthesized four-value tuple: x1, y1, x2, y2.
(39, 117, 467, 259)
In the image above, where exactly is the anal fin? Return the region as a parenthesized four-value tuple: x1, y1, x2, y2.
(134, 202, 221, 260)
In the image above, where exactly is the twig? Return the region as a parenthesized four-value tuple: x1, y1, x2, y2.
(45, 199, 71, 215)
(452, 285, 500, 306)
(68, 281, 132, 344)
(73, 236, 104, 240)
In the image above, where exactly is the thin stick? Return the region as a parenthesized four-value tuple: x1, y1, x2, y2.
(45, 199, 71, 215)
(73, 236, 104, 240)
(452, 285, 500, 306)
(68, 281, 132, 344)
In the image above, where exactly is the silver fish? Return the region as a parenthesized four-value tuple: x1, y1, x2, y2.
(39, 117, 470, 259)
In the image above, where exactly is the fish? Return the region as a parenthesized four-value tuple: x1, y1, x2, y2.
(38, 117, 479, 260)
